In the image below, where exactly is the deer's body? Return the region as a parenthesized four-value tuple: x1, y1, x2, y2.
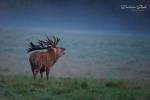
(30, 51, 58, 72)
(28, 36, 65, 80)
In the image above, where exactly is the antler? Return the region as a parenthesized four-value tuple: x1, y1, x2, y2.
(53, 36, 60, 47)
(42, 36, 60, 47)
(27, 36, 60, 52)
(27, 41, 49, 52)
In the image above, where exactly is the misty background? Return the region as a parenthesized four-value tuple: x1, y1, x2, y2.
(0, 0, 150, 80)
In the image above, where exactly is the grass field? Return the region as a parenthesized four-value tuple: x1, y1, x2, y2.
(0, 75, 150, 100)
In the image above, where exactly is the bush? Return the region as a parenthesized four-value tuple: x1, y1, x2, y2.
(105, 81, 125, 88)
(81, 81, 88, 88)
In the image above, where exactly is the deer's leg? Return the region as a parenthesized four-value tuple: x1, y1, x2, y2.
(33, 68, 40, 80)
(40, 68, 44, 79)
(40, 66, 45, 79)
(32, 71, 36, 80)
(46, 67, 50, 80)
(31, 68, 35, 80)
(40, 71, 43, 79)
(31, 65, 37, 80)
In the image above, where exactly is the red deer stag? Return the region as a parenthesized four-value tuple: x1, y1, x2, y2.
(28, 36, 65, 80)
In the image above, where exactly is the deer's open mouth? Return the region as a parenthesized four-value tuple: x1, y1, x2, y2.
(63, 48, 65, 55)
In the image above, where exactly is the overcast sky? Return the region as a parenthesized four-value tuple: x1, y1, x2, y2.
(0, 0, 150, 34)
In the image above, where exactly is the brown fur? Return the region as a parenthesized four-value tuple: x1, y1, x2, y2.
(29, 48, 65, 80)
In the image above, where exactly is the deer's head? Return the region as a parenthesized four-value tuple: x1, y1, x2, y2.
(28, 36, 65, 57)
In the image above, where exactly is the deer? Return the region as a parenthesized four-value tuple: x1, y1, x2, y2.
(27, 36, 65, 80)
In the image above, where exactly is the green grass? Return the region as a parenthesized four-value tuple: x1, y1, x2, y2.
(0, 75, 150, 100)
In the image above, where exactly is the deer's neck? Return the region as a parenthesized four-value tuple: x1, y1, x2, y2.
(48, 50, 59, 62)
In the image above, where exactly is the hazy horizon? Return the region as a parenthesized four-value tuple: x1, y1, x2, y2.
(0, 29, 150, 80)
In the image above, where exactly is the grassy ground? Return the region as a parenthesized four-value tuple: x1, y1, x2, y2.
(0, 75, 150, 100)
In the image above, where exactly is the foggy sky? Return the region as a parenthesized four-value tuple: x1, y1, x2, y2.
(0, 0, 150, 34)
